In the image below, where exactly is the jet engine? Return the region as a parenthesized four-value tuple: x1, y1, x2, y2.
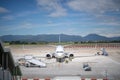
(46, 54, 52, 59)
(69, 54, 74, 59)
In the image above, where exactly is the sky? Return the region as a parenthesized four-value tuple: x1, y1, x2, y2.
(0, 0, 120, 37)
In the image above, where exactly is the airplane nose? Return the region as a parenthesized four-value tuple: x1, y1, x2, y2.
(56, 53, 64, 58)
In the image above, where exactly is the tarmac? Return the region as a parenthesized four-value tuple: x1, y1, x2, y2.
(9, 45, 120, 80)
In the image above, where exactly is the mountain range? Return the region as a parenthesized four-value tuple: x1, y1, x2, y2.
(0, 34, 120, 42)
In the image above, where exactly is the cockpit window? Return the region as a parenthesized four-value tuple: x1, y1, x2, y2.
(56, 51, 63, 53)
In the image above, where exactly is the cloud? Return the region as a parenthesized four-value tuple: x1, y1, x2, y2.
(36, 0, 67, 17)
(2, 15, 14, 20)
(0, 7, 9, 13)
(16, 11, 38, 17)
(48, 6, 67, 17)
(1, 10, 38, 21)
(20, 22, 33, 29)
(67, 0, 120, 14)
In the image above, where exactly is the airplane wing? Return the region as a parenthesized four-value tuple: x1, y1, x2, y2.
(35, 56, 46, 58)
(74, 54, 96, 58)
(35, 52, 55, 59)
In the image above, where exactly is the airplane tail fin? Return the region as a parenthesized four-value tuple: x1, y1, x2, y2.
(59, 35, 61, 44)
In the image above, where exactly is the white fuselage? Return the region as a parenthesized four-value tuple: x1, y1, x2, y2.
(54, 45, 66, 58)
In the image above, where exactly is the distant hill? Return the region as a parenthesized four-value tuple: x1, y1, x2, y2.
(83, 34, 109, 41)
(0, 34, 120, 42)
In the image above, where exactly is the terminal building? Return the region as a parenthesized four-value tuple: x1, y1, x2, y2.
(0, 40, 22, 80)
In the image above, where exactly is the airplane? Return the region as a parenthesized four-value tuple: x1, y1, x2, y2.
(46, 45, 74, 63)
(45, 35, 95, 63)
